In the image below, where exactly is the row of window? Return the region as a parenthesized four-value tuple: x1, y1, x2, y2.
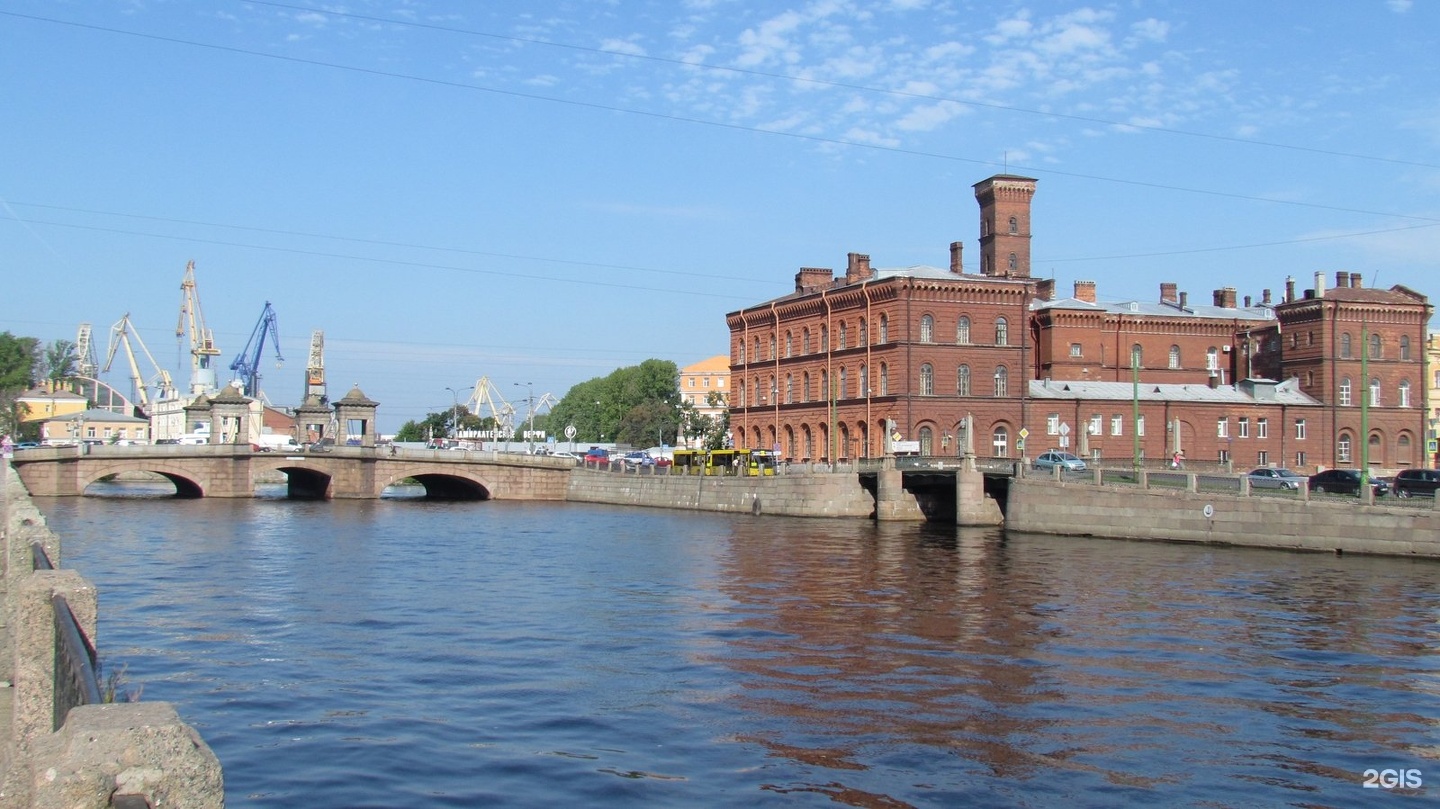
(741, 364, 1019, 405)
(737, 313, 1021, 364)
(1336, 378, 1415, 408)
(1337, 332, 1414, 360)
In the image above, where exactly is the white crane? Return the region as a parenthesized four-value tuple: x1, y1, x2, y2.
(104, 314, 176, 410)
(176, 260, 222, 395)
(466, 377, 517, 437)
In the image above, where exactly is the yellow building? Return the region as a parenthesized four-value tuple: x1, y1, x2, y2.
(16, 385, 88, 422)
(39, 408, 151, 446)
(679, 355, 730, 448)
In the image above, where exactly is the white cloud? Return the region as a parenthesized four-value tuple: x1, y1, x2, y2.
(600, 38, 648, 57)
(1386, 0, 1413, 12)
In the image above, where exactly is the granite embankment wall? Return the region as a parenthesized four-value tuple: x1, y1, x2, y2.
(2, 463, 224, 808)
(566, 468, 876, 518)
(1006, 477, 1440, 557)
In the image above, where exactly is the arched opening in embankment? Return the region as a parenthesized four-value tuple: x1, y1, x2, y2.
(273, 466, 333, 500)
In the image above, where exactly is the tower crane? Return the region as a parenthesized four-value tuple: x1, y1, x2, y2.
(304, 330, 327, 403)
(177, 260, 222, 395)
(103, 314, 176, 411)
(229, 302, 283, 403)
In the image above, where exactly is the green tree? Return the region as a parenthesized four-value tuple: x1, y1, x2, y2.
(548, 360, 680, 445)
(0, 331, 41, 436)
(43, 339, 78, 382)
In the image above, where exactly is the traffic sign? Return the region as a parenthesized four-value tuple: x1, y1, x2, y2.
(1018, 427, 1030, 439)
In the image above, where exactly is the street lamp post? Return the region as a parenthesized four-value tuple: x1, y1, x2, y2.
(515, 382, 534, 454)
(444, 386, 461, 445)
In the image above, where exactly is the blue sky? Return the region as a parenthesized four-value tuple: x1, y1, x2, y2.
(4, 0, 1437, 432)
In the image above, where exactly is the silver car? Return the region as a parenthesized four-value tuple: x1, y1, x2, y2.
(1034, 451, 1087, 472)
(1246, 468, 1307, 490)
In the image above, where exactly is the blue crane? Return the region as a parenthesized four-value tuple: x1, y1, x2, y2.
(229, 301, 283, 402)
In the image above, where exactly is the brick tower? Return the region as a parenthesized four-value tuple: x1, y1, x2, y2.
(974, 175, 1037, 278)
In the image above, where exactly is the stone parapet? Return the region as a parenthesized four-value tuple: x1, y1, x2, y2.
(567, 468, 876, 518)
(1006, 477, 1440, 557)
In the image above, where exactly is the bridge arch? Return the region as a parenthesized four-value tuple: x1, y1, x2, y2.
(79, 462, 206, 498)
(382, 467, 493, 501)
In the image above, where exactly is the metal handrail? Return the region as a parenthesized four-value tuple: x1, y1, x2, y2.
(51, 593, 103, 729)
(32, 540, 54, 570)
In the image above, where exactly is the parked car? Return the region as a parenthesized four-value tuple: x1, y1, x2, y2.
(1246, 468, 1307, 490)
(550, 451, 581, 461)
(1307, 469, 1389, 497)
(619, 451, 656, 467)
(13, 441, 40, 450)
(1034, 451, 1086, 472)
(1392, 468, 1440, 498)
(583, 448, 611, 464)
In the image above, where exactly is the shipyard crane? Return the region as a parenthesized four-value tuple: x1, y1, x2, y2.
(103, 314, 176, 410)
(74, 323, 99, 380)
(466, 377, 517, 437)
(177, 260, 222, 395)
(304, 330, 327, 403)
(229, 302, 283, 403)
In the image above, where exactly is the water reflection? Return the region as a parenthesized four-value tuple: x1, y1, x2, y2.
(37, 490, 1440, 807)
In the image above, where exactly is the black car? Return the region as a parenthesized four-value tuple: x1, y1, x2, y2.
(1392, 468, 1440, 498)
(1307, 469, 1388, 497)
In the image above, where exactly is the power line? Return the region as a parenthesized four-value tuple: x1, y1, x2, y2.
(5, 10, 1437, 225)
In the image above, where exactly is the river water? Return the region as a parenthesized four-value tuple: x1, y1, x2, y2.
(35, 484, 1439, 807)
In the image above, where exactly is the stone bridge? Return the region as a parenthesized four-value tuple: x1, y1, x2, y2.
(10, 445, 574, 501)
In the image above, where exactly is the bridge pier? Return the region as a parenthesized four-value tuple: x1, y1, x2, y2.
(875, 458, 925, 521)
(956, 456, 1003, 526)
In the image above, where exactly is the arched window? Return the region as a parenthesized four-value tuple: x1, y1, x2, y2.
(1340, 333, 1352, 358)
(1338, 433, 1352, 463)
(860, 364, 869, 397)
(880, 363, 889, 395)
(739, 343, 747, 364)
(995, 317, 1009, 346)
(1206, 347, 1218, 371)
(920, 314, 934, 343)
(957, 365, 971, 396)
(1131, 344, 1143, 369)
(838, 367, 847, 400)
(802, 372, 810, 403)
(920, 363, 934, 395)
(878, 315, 888, 343)
(1340, 377, 1352, 406)
(1007, 252, 1017, 272)
(859, 318, 868, 346)
(785, 374, 794, 404)
(1369, 333, 1381, 359)
(1168, 345, 1181, 369)
(1399, 379, 1412, 408)
(957, 316, 971, 345)
(785, 332, 793, 358)
(919, 426, 934, 455)
(1400, 335, 1411, 360)
(1008, 215, 1018, 234)
(838, 322, 847, 350)
(803, 426, 813, 460)
(1369, 432, 1382, 463)
(737, 380, 746, 406)
(1399, 434, 1413, 462)
(769, 335, 776, 359)
(993, 366, 1009, 397)
(752, 337, 760, 362)
(1369, 378, 1381, 407)
(820, 325, 829, 352)
(992, 426, 1009, 457)
(820, 370, 828, 401)
(802, 328, 811, 354)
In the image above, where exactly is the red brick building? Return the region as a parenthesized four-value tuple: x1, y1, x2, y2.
(726, 175, 1433, 472)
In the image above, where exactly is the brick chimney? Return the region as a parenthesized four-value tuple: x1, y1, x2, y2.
(1036, 278, 1056, 301)
(845, 252, 873, 284)
(1212, 287, 1237, 308)
(1074, 280, 1097, 303)
(795, 267, 834, 294)
(1261, 288, 1272, 306)
(1350, 272, 1363, 289)
(949, 241, 964, 274)
(1335, 270, 1350, 289)
(1160, 282, 1178, 305)
(1285, 276, 1296, 302)
(1179, 291, 1189, 309)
